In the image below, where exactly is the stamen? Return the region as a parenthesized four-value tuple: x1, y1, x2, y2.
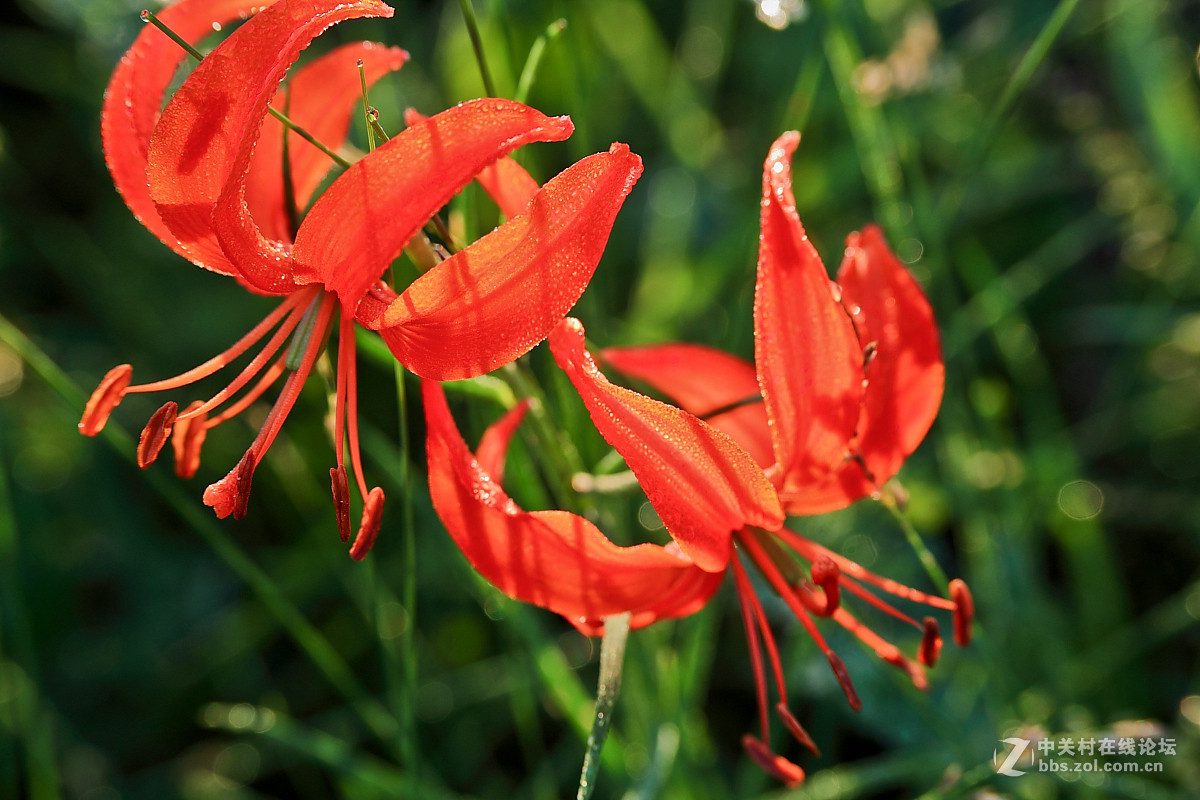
(775, 703, 819, 756)
(773, 527, 956, 612)
(738, 558, 791, 711)
(808, 555, 840, 615)
(744, 528, 830, 615)
(233, 450, 256, 519)
(226, 294, 336, 497)
(738, 532, 862, 710)
(919, 617, 942, 667)
(137, 401, 178, 468)
(337, 314, 370, 500)
(349, 486, 385, 560)
(204, 358, 288, 429)
(731, 556, 772, 743)
(130, 290, 309, 396)
(737, 532, 839, 655)
(742, 736, 805, 788)
(172, 400, 208, 478)
(285, 295, 328, 371)
(824, 650, 863, 711)
(950, 579, 974, 646)
(839, 575, 923, 630)
(330, 466, 351, 543)
(204, 450, 257, 519)
(831, 607, 927, 691)
(79, 364, 133, 436)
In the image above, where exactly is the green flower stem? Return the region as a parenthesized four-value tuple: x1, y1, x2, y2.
(359, 62, 378, 153)
(393, 359, 419, 790)
(515, 18, 566, 105)
(939, 0, 1084, 223)
(576, 612, 631, 800)
(881, 502, 950, 594)
(819, 7, 910, 239)
(457, 0, 497, 97)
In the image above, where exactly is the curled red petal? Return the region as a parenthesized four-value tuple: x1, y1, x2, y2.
(756, 132, 865, 513)
(477, 157, 541, 219)
(245, 41, 409, 243)
(836, 225, 944, 489)
(149, 0, 395, 291)
(474, 399, 531, 484)
(362, 143, 641, 380)
(102, 0, 261, 273)
(423, 380, 716, 626)
(294, 98, 575, 309)
(601, 343, 773, 468)
(403, 107, 539, 219)
(549, 318, 783, 573)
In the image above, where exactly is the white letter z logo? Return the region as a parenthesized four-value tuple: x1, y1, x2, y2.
(993, 737, 1030, 776)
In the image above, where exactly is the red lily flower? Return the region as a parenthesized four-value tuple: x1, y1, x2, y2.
(604, 132, 945, 515)
(422, 131, 971, 786)
(80, 0, 643, 558)
(550, 316, 971, 785)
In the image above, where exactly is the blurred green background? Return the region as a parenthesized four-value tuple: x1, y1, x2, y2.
(2, 0, 1199, 797)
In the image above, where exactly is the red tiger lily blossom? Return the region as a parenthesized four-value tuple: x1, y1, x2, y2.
(604, 131, 944, 516)
(79, 0, 643, 558)
(422, 130, 972, 786)
(550, 316, 972, 785)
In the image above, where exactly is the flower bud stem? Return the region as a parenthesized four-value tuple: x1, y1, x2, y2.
(577, 612, 631, 800)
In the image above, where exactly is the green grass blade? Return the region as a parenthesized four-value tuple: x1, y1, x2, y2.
(0, 313, 402, 756)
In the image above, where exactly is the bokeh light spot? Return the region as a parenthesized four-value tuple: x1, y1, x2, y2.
(1057, 480, 1104, 520)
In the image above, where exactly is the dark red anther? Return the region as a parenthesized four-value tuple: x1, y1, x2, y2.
(137, 401, 178, 468)
(330, 466, 351, 543)
(204, 450, 258, 519)
(171, 401, 208, 479)
(79, 364, 133, 436)
(349, 486, 385, 560)
(775, 702, 819, 756)
(919, 616, 942, 667)
(232, 451, 256, 520)
(826, 651, 862, 711)
(742, 735, 805, 788)
(809, 555, 840, 615)
(950, 579, 974, 646)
